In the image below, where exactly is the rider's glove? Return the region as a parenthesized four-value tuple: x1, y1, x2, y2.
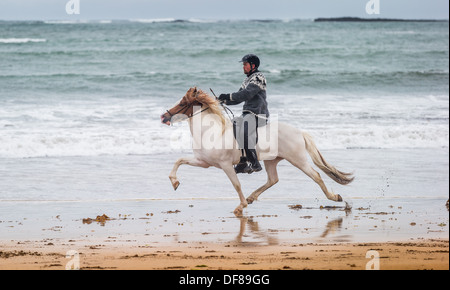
(218, 94, 231, 102)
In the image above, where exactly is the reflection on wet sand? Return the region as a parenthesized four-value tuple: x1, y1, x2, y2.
(235, 217, 279, 246)
(233, 205, 353, 245)
(320, 217, 343, 238)
(318, 207, 353, 242)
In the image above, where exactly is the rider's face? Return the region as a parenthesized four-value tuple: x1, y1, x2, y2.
(243, 62, 254, 74)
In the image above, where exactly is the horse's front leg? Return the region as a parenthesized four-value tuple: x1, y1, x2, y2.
(169, 156, 209, 191)
(221, 163, 247, 216)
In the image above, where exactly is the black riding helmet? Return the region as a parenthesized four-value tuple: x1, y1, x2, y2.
(240, 54, 260, 69)
(240, 54, 260, 76)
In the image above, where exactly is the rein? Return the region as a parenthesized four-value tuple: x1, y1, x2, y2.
(166, 89, 234, 123)
(165, 104, 191, 118)
(166, 104, 210, 120)
(189, 106, 210, 119)
(210, 88, 235, 121)
(166, 98, 210, 121)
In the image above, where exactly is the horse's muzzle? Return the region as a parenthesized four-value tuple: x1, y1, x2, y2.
(161, 113, 171, 126)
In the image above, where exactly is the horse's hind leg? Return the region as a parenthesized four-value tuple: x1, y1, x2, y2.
(246, 157, 283, 204)
(288, 156, 342, 202)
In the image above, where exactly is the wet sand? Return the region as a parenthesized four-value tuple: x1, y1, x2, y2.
(1, 150, 448, 270)
(0, 198, 448, 270)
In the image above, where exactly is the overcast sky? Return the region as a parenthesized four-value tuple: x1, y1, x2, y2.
(0, 0, 448, 21)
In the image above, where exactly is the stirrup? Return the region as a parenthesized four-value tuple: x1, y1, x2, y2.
(243, 149, 262, 174)
(234, 156, 248, 174)
(244, 163, 263, 174)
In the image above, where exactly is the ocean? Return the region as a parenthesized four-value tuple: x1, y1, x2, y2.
(0, 19, 448, 202)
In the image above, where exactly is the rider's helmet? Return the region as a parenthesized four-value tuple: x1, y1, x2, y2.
(240, 54, 260, 69)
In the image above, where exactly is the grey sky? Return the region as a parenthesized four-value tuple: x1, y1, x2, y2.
(0, 0, 448, 20)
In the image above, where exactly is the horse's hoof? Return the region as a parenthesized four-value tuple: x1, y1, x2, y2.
(246, 196, 255, 204)
(170, 178, 180, 191)
(234, 208, 243, 217)
(234, 203, 247, 217)
(336, 194, 343, 202)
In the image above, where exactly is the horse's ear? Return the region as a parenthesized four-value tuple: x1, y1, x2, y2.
(193, 87, 198, 97)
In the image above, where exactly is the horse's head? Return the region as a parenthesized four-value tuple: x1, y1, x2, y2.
(161, 87, 202, 126)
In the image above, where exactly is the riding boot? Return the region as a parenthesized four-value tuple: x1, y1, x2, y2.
(243, 149, 262, 174)
(234, 156, 249, 174)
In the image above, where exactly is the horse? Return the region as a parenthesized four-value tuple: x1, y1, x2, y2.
(161, 87, 354, 216)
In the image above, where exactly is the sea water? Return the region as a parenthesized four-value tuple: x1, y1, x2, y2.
(0, 19, 448, 202)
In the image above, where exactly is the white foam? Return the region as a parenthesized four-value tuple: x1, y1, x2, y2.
(44, 20, 89, 24)
(0, 94, 448, 158)
(129, 18, 176, 23)
(0, 38, 46, 44)
(304, 125, 450, 150)
(188, 18, 219, 23)
(1, 120, 447, 159)
(0, 99, 186, 158)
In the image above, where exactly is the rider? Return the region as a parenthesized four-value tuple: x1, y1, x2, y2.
(219, 54, 269, 174)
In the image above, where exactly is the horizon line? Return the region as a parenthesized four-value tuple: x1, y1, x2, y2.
(0, 17, 448, 22)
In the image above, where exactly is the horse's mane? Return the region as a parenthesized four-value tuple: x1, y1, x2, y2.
(196, 90, 229, 134)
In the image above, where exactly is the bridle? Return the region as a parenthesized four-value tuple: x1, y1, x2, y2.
(165, 93, 210, 121)
(165, 102, 195, 119)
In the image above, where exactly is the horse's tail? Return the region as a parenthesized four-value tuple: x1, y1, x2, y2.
(302, 132, 354, 185)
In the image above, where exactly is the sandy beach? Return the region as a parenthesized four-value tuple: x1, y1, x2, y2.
(1, 150, 449, 270)
(0, 238, 448, 270)
(0, 197, 448, 270)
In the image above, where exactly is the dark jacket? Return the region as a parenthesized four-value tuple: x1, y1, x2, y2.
(225, 70, 269, 118)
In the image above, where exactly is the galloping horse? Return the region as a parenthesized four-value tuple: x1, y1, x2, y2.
(161, 87, 354, 216)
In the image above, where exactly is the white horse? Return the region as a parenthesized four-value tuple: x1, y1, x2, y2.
(161, 88, 354, 216)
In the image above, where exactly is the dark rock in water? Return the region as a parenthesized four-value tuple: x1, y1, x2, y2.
(314, 17, 447, 22)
